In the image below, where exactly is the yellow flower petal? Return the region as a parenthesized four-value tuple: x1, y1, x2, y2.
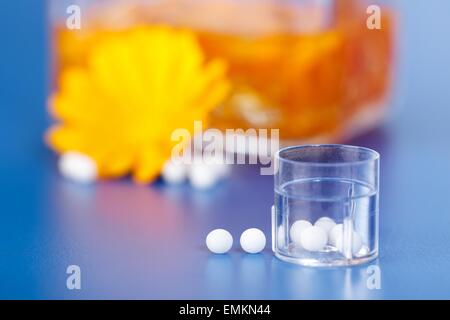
(47, 26, 230, 183)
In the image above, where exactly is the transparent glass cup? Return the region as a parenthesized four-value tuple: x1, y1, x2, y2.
(272, 145, 379, 267)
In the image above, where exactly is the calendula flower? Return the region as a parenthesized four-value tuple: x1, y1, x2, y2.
(46, 26, 230, 183)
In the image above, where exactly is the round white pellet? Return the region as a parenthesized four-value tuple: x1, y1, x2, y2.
(206, 229, 233, 254)
(240, 228, 266, 254)
(357, 245, 370, 256)
(300, 226, 328, 252)
(314, 217, 336, 234)
(202, 155, 230, 178)
(161, 160, 187, 184)
(289, 220, 312, 245)
(58, 151, 98, 184)
(335, 231, 363, 255)
(189, 163, 219, 190)
(215, 163, 231, 178)
(329, 224, 343, 247)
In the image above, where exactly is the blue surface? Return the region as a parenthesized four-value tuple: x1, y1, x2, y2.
(1, 0, 450, 299)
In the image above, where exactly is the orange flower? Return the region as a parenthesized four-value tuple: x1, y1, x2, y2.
(47, 26, 230, 183)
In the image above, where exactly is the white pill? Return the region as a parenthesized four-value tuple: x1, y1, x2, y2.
(289, 220, 312, 245)
(189, 163, 219, 190)
(240, 228, 266, 254)
(300, 226, 328, 252)
(58, 151, 98, 184)
(206, 229, 233, 254)
(335, 231, 363, 255)
(357, 245, 370, 256)
(329, 224, 343, 247)
(161, 160, 187, 184)
(314, 217, 336, 234)
(215, 163, 231, 178)
(201, 154, 228, 176)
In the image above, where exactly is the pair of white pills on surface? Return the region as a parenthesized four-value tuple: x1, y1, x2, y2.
(162, 158, 230, 190)
(206, 228, 266, 254)
(289, 217, 363, 254)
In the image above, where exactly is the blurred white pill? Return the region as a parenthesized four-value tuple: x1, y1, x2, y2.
(300, 226, 328, 252)
(58, 151, 97, 184)
(206, 229, 233, 254)
(215, 162, 231, 178)
(240, 228, 266, 254)
(314, 217, 336, 234)
(161, 160, 187, 184)
(290, 220, 312, 245)
(335, 231, 363, 255)
(189, 163, 219, 190)
(329, 224, 343, 247)
(202, 155, 230, 178)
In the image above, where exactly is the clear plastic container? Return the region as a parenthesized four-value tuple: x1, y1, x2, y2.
(272, 145, 379, 267)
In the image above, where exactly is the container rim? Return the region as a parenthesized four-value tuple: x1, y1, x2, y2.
(275, 144, 380, 167)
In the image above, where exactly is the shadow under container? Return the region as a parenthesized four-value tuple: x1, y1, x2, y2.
(273, 145, 379, 267)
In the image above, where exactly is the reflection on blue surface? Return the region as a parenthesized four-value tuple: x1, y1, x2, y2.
(205, 255, 234, 298)
(269, 257, 381, 299)
(2, 0, 450, 299)
(239, 254, 269, 298)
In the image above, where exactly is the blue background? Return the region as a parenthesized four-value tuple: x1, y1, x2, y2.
(1, 0, 450, 299)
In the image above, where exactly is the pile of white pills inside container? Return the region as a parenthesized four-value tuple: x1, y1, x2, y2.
(288, 216, 366, 255)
